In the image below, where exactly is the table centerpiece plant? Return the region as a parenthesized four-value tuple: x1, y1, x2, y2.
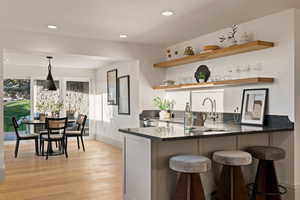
(36, 91, 63, 118)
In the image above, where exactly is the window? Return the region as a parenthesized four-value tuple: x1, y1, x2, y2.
(3, 79, 31, 140)
(33, 80, 60, 117)
(66, 81, 89, 135)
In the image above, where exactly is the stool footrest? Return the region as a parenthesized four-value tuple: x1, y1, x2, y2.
(247, 183, 287, 196)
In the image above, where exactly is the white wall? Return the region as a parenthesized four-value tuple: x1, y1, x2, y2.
(3, 64, 96, 80)
(95, 60, 140, 147)
(164, 9, 295, 120)
(293, 8, 300, 197)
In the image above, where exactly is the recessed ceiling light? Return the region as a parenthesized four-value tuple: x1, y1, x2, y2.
(161, 11, 175, 16)
(47, 25, 57, 29)
(120, 34, 128, 38)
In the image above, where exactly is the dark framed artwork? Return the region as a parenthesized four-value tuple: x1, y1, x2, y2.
(107, 69, 118, 105)
(118, 75, 130, 115)
(241, 88, 268, 126)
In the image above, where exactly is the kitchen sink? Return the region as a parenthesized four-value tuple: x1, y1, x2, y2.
(192, 127, 227, 132)
(204, 128, 227, 132)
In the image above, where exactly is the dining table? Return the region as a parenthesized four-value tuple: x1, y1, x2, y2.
(23, 119, 76, 156)
(23, 119, 76, 125)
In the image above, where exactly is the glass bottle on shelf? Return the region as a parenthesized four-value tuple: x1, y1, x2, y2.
(184, 102, 193, 131)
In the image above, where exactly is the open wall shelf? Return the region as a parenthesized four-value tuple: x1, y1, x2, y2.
(152, 77, 274, 90)
(154, 41, 274, 68)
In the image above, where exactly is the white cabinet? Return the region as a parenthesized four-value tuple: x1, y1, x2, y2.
(123, 135, 151, 200)
(191, 89, 224, 112)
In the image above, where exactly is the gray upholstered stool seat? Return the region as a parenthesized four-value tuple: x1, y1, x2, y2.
(169, 155, 211, 173)
(246, 146, 285, 161)
(213, 150, 252, 166)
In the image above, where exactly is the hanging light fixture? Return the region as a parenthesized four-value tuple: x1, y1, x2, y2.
(46, 56, 57, 91)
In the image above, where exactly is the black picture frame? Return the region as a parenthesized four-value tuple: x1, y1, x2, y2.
(107, 69, 118, 105)
(240, 88, 268, 126)
(117, 75, 130, 115)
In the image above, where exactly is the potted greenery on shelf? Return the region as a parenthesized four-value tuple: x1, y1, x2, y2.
(197, 72, 206, 83)
(153, 97, 173, 120)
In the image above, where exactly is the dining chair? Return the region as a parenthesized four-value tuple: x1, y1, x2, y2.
(11, 117, 39, 158)
(65, 115, 87, 152)
(41, 117, 68, 160)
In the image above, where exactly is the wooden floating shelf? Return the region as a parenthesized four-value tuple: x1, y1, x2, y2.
(154, 41, 274, 68)
(152, 77, 274, 90)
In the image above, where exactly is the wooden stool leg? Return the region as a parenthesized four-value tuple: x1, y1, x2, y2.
(216, 165, 231, 200)
(232, 166, 248, 200)
(190, 173, 206, 200)
(174, 173, 188, 200)
(216, 165, 248, 200)
(253, 160, 281, 200)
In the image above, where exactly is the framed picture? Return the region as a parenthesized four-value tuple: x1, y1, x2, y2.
(107, 69, 118, 105)
(241, 88, 268, 126)
(118, 75, 130, 115)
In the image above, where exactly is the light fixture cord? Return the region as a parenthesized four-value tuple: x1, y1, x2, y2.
(48, 59, 52, 72)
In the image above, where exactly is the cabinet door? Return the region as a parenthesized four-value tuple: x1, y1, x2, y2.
(191, 89, 224, 112)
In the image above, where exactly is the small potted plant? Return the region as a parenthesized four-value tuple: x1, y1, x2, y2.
(51, 101, 64, 117)
(36, 102, 47, 121)
(153, 97, 172, 120)
(197, 72, 206, 83)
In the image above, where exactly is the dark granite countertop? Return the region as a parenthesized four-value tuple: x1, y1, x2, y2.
(143, 117, 185, 124)
(119, 118, 294, 141)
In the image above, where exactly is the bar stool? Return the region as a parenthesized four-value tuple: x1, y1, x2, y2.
(170, 155, 212, 200)
(213, 150, 252, 200)
(246, 146, 287, 200)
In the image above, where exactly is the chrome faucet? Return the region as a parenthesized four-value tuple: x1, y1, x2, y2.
(202, 97, 218, 121)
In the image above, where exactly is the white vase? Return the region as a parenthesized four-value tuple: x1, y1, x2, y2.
(237, 32, 250, 44)
(225, 38, 237, 47)
(159, 110, 170, 120)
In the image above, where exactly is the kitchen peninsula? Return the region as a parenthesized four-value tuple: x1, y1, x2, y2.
(119, 114, 293, 200)
(117, 9, 297, 200)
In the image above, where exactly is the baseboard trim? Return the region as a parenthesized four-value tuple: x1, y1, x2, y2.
(96, 135, 122, 149)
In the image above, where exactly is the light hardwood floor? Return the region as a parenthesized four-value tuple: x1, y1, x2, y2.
(0, 140, 122, 200)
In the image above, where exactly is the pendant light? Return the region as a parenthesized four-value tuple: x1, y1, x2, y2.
(46, 56, 57, 91)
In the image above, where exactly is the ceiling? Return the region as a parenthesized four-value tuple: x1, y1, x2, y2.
(4, 50, 122, 69)
(0, 0, 298, 46)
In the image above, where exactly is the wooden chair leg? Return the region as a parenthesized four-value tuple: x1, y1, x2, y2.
(46, 141, 50, 160)
(35, 139, 39, 155)
(174, 173, 188, 200)
(64, 138, 68, 158)
(190, 173, 206, 200)
(42, 140, 45, 156)
(77, 136, 80, 150)
(39, 139, 42, 154)
(14, 140, 20, 158)
(80, 136, 85, 152)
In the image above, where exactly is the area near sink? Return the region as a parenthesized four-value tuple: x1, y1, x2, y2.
(119, 113, 293, 200)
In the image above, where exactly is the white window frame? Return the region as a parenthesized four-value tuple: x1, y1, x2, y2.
(3, 75, 95, 139)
